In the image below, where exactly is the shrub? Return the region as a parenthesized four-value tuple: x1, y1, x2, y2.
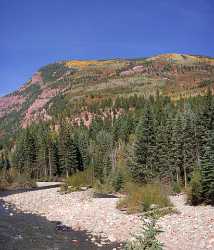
(112, 171, 124, 192)
(172, 182, 182, 194)
(117, 182, 143, 213)
(124, 218, 163, 250)
(0, 169, 36, 190)
(187, 169, 202, 205)
(64, 168, 93, 191)
(0, 179, 9, 191)
(93, 178, 114, 194)
(117, 182, 171, 214)
(143, 207, 178, 220)
(208, 182, 214, 205)
(10, 174, 37, 189)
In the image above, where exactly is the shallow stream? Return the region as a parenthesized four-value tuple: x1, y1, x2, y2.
(0, 189, 121, 250)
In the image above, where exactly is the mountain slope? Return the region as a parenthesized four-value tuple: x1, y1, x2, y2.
(1, 53, 214, 143)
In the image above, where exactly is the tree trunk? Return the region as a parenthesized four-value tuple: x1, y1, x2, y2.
(184, 166, 187, 188)
(111, 148, 117, 171)
(176, 167, 180, 184)
(48, 148, 52, 178)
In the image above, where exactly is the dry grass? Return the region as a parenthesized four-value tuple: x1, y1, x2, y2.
(63, 168, 93, 191)
(0, 178, 9, 191)
(0, 169, 36, 190)
(117, 182, 171, 214)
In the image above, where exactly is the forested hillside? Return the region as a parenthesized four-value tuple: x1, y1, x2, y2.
(1, 53, 214, 145)
(1, 53, 214, 206)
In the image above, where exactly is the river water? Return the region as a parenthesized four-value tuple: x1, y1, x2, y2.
(0, 190, 121, 250)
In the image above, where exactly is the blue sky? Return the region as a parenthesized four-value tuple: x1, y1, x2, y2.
(0, 0, 214, 96)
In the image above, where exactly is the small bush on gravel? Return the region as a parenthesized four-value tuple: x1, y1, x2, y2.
(124, 218, 163, 250)
(143, 207, 178, 220)
(63, 168, 93, 191)
(93, 178, 115, 194)
(117, 182, 171, 214)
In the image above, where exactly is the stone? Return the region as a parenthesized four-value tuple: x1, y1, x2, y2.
(14, 234, 23, 240)
(95, 243, 103, 247)
(71, 239, 80, 246)
(108, 235, 116, 242)
(150, 204, 159, 210)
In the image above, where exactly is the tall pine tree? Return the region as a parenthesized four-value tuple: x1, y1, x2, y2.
(201, 130, 214, 204)
(129, 105, 156, 182)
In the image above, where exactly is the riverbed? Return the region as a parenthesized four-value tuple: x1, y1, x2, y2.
(0, 188, 123, 250)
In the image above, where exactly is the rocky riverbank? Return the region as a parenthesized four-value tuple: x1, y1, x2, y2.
(2, 188, 213, 250)
(1, 187, 141, 244)
(0, 200, 120, 250)
(158, 194, 214, 250)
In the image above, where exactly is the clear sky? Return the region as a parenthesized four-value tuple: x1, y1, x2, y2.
(0, 0, 214, 96)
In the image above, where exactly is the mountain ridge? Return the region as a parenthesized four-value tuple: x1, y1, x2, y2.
(1, 53, 214, 143)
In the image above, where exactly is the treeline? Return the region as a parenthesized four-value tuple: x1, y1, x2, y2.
(1, 90, 214, 204)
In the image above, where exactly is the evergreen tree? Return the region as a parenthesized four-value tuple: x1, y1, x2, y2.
(196, 88, 214, 160)
(74, 130, 90, 170)
(129, 105, 156, 182)
(36, 125, 49, 178)
(155, 124, 171, 181)
(182, 109, 197, 187)
(94, 130, 113, 182)
(14, 127, 37, 176)
(201, 130, 214, 204)
(59, 122, 79, 176)
(171, 114, 184, 184)
(47, 132, 59, 178)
